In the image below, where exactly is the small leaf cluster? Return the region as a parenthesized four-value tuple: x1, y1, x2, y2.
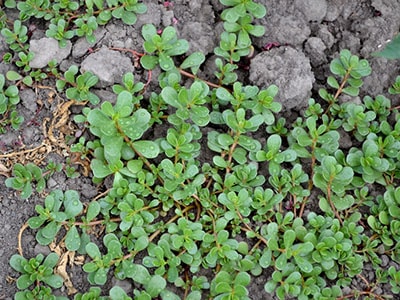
(220, 0, 266, 49)
(5, 161, 76, 199)
(0, 19, 29, 53)
(141, 24, 189, 71)
(0, 0, 147, 113)
(0, 73, 23, 132)
(9, 253, 65, 300)
(56, 65, 100, 104)
(213, 0, 266, 84)
(75, 286, 132, 300)
(368, 186, 400, 249)
(27, 190, 91, 248)
(4, 0, 146, 48)
(5, 163, 45, 199)
(1, 20, 57, 84)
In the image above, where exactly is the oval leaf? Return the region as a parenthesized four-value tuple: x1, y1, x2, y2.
(133, 141, 160, 158)
(65, 225, 81, 251)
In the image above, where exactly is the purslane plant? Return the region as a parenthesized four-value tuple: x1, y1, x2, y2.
(0, 73, 23, 132)
(3, 0, 146, 47)
(9, 253, 65, 300)
(5, 163, 45, 199)
(56, 65, 100, 104)
(3, 0, 400, 299)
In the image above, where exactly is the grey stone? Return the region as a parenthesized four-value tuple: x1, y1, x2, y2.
(372, 0, 400, 18)
(172, 0, 215, 25)
(189, 1, 202, 10)
(34, 244, 51, 256)
(295, 0, 327, 22)
(337, 129, 353, 149)
(111, 278, 132, 293)
(136, 2, 162, 29)
(0, 31, 8, 52)
(93, 89, 117, 105)
(79, 183, 99, 199)
(363, 57, 399, 97)
(162, 10, 174, 27)
(59, 58, 74, 73)
(71, 28, 106, 58)
(103, 23, 127, 48)
(304, 37, 327, 67)
(47, 177, 58, 189)
(20, 89, 37, 112)
(338, 31, 361, 54)
(210, 0, 224, 11)
(381, 255, 390, 267)
(80, 46, 134, 87)
(354, 16, 399, 57)
(180, 22, 216, 54)
(0, 63, 12, 78)
(124, 37, 134, 49)
(324, 0, 346, 22)
(342, 286, 352, 295)
(22, 126, 40, 145)
(0, 131, 18, 149)
(257, 15, 311, 48)
(29, 38, 72, 68)
(341, 2, 365, 20)
(249, 47, 314, 111)
(317, 25, 335, 48)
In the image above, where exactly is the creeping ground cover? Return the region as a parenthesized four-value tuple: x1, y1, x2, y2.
(1, 0, 400, 299)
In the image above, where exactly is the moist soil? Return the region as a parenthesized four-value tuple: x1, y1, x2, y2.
(1, 0, 400, 299)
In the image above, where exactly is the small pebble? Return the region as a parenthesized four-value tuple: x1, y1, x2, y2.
(34, 244, 51, 256)
(380, 255, 389, 267)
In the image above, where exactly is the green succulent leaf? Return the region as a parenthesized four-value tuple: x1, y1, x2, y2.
(94, 267, 108, 285)
(17, 274, 35, 289)
(140, 55, 159, 70)
(65, 225, 81, 251)
(146, 275, 166, 297)
(294, 256, 313, 273)
(43, 274, 64, 288)
(91, 159, 113, 178)
(133, 141, 160, 158)
(6, 70, 22, 81)
(86, 242, 101, 259)
(333, 194, 354, 211)
(159, 52, 175, 71)
(64, 190, 83, 218)
(124, 261, 151, 284)
(180, 52, 205, 74)
(9, 254, 26, 273)
(110, 286, 132, 299)
(283, 230, 296, 249)
(86, 201, 101, 222)
(373, 33, 400, 59)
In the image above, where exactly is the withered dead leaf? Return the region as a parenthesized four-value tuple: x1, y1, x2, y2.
(0, 163, 10, 176)
(55, 250, 78, 295)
